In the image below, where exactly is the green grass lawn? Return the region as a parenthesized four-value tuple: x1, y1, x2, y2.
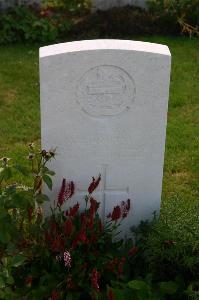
(0, 37, 198, 233)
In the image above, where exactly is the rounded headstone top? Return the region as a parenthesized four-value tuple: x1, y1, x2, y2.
(40, 39, 171, 58)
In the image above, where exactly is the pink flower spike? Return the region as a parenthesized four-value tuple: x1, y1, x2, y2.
(63, 251, 72, 268)
(57, 179, 75, 207)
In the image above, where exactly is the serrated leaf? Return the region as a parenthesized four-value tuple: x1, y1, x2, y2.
(43, 175, 53, 190)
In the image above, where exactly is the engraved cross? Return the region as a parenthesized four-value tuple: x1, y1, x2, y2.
(77, 165, 129, 220)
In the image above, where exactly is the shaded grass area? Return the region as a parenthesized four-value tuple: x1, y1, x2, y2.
(0, 37, 198, 225)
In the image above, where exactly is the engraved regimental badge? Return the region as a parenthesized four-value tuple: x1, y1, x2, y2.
(76, 65, 136, 117)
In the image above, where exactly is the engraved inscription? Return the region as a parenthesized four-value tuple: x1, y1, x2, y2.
(76, 65, 136, 116)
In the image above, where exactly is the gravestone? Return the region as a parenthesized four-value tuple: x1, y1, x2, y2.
(40, 39, 171, 233)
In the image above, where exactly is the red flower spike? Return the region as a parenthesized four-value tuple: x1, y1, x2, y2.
(91, 268, 100, 290)
(72, 229, 88, 248)
(80, 212, 86, 226)
(69, 203, 79, 217)
(25, 276, 32, 287)
(111, 205, 121, 221)
(65, 181, 75, 199)
(67, 275, 75, 289)
(108, 289, 115, 300)
(88, 216, 94, 230)
(90, 197, 100, 215)
(118, 261, 124, 276)
(50, 221, 57, 234)
(51, 235, 64, 253)
(121, 257, 126, 263)
(128, 246, 138, 256)
(57, 179, 75, 207)
(79, 230, 88, 244)
(88, 175, 101, 194)
(51, 289, 59, 300)
(57, 178, 66, 207)
(72, 238, 78, 249)
(121, 199, 131, 218)
(63, 219, 73, 236)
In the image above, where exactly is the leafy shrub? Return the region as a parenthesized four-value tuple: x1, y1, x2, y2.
(42, 0, 91, 12)
(0, 145, 131, 299)
(148, 0, 199, 37)
(0, 5, 72, 44)
(0, 145, 198, 299)
(126, 203, 199, 299)
(69, 5, 182, 40)
(144, 197, 199, 283)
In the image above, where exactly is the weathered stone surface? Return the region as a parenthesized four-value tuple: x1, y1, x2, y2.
(40, 39, 171, 233)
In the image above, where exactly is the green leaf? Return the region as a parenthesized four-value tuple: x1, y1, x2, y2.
(43, 175, 53, 190)
(159, 281, 178, 295)
(10, 254, 27, 267)
(128, 280, 149, 290)
(42, 167, 55, 176)
(11, 190, 33, 209)
(128, 280, 151, 299)
(35, 194, 49, 204)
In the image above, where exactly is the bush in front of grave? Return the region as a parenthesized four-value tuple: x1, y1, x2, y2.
(0, 145, 197, 299)
(0, 144, 131, 299)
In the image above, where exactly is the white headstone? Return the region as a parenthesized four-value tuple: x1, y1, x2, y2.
(40, 39, 171, 233)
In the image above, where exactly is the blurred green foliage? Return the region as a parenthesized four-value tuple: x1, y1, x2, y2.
(148, 0, 199, 37)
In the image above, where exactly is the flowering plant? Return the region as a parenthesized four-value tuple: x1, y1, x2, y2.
(0, 145, 131, 300)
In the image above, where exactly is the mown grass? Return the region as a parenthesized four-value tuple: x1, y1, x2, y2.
(0, 37, 198, 232)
